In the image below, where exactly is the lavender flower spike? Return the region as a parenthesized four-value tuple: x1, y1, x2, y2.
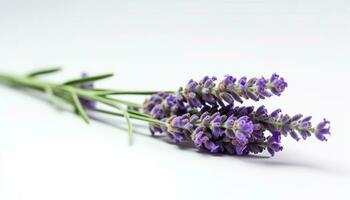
(149, 103, 331, 157)
(178, 73, 287, 108)
(255, 106, 331, 142)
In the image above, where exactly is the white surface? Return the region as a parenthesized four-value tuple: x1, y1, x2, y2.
(1, 0, 350, 199)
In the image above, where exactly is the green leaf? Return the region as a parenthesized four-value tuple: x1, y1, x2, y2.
(70, 91, 90, 124)
(63, 73, 114, 85)
(27, 67, 62, 77)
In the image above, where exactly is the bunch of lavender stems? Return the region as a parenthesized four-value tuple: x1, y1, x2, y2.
(0, 68, 167, 143)
(0, 67, 331, 156)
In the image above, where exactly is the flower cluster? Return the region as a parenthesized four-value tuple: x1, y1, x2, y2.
(143, 92, 185, 119)
(142, 92, 188, 134)
(142, 74, 330, 156)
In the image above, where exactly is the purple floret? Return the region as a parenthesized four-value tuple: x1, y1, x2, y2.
(315, 119, 331, 141)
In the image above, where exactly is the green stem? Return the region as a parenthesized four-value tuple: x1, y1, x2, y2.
(1, 72, 169, 98)
(0, 73, 49, 90)
(93, 90, 175, 96)
(104, 96, 142, 108)
(0, 72, 142, 108)
(127, 109, 153, 118)
(259, 119, 315, 133)
(90, 108, 168, 126)
(0, 71, 168, 126)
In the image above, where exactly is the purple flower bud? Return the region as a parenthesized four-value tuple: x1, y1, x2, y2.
(166, 95, 176, 106)
(188, 92, 202, 108)
(236, 116, 254, 136)
(247, 143, 264, 154)
(247, 91, 259, 101)
(317, 118, 330, 129)
(238, 77, 248, 92)
(291, 114, 303, 122)
(212, 127, 224, 138)
(267, 135, 283, 156)
(226, 115, 236, 127)
(234, 146, 246, 155)
(204, 78, 216, 88)
(289, 130, 300, 141)
(268, 73, 288, 96)
(299, 130, 311, 140)
(270, 109, 282, 119)
(235, 131, 249, 144)
(186, 80, 197, 90)
(315, 119, 330, 141)
(223, 75, 236, 86)
(172, 132, 186, 142)
(192, 128, 208, 147)
(255, 105, 268, 119)
(204, 141, 220, 153)
(302, 116, 312, 122)
(219, 92, 234, 104)
(183, 123, 194, 132)
(151, 105, 163, 119)
(211, 114, 222, 127)
(201, 115, 211, 126)
(229, 91, 243, 103)
(189, 115, 199, 123)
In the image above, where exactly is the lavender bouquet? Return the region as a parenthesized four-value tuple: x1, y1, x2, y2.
(0, 68, 331, 156)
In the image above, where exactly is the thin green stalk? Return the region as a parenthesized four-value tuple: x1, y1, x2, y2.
(113, 103, 133, 145)
(127, 109, 153, 118)
(69, 89, 90, 124)
(44, 85, 59, 108)
(0, 72, 143, 109)
(104, 96, 142, 108)
(90, 108, 168, 126)
(93, 90, 175, 96)
(0, 71, 169, 142)
(0, 73, 49, 90)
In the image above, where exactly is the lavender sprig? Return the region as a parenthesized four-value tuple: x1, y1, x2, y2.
(162, 105, 330, 156)
(0, 68, 330, 157)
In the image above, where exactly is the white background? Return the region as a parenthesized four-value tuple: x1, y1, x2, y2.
(1, 0, 350, 199)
